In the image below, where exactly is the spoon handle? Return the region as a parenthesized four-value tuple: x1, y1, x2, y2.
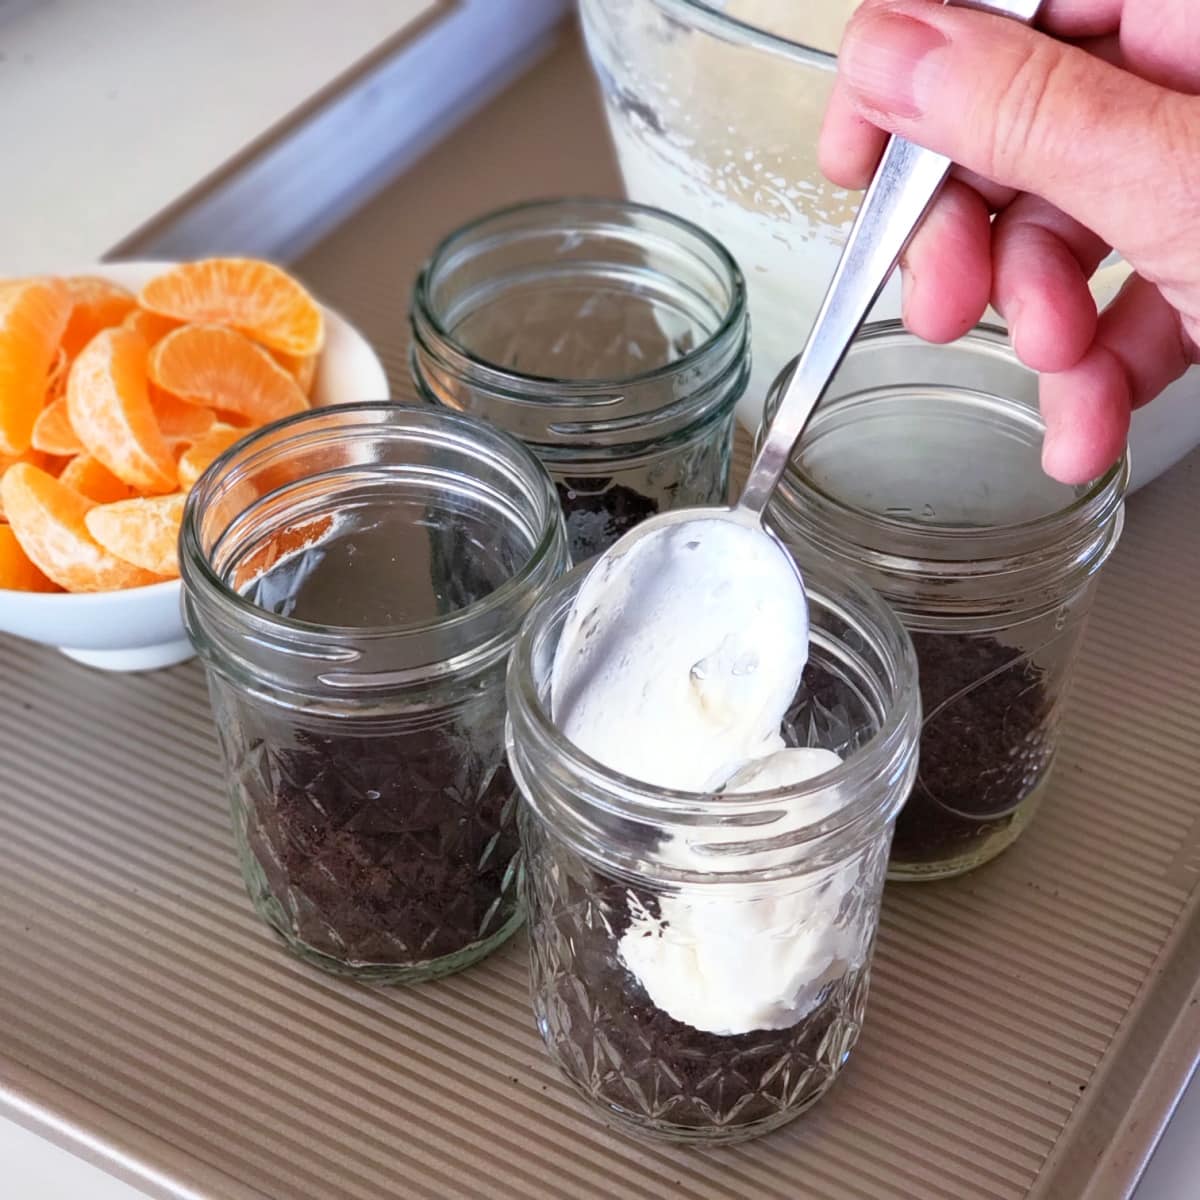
(738, 0, 1048, 518)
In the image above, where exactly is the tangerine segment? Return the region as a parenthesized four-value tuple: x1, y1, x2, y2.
(0, 277, 73, 455)
(0, 522, 60, 592)
(177, 425, 244, 489)
(32, 394, 83, 456)
(150, 388, 216, 444)
(58, 454, 137, 504)
(85, 492, 186, 578)
(138, 258, 325, 356)
(272, 349, 317, 397)
(47, 347, 68, 397)
(0, 449, 47, 519)
(0, 462, 162, 591)
(61, 276, 138, 359)
(67, 327, 178, 493)
(123, 307, 180, 345)
(149, 324, 308, 424)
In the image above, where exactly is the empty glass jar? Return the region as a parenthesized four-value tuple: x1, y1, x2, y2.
(507, 557, 919, 1143)
(180, 403, 568, 982)
(764, 323, 1128, 880)
(410, 197, 749, 562)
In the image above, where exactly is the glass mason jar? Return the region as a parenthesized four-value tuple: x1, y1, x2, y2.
(579, 0, 899, 434)
(507, 557, 919, 1143)
(410, 197, 749, 562)
(763, 323, 1128, 881)
(180, 403, 568, 983)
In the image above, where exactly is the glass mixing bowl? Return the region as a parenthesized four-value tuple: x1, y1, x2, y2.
(579, 0, 899, 433)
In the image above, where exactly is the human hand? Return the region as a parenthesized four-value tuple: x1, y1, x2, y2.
(819, 0, 1200, 483)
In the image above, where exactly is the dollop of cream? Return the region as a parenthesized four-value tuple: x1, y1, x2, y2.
(550, 516, 862, 1036)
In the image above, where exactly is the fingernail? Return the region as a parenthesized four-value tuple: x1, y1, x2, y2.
(840, 11, 949, 120)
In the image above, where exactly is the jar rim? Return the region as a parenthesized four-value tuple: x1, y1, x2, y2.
(413, 196, 749, 399)
(768, 322, 1129, 561)
(507, 558, 919, 842)
(180, 402, 564, 648)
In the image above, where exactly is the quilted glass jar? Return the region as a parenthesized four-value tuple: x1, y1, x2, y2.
(410, 197, 749, 562)
(763, 323, 1128, 879)
(507, 558, 919, 1142)
(180, 403, 568, 983)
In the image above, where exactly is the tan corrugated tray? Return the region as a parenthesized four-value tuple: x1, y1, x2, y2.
(3, 31, 1200, 1200)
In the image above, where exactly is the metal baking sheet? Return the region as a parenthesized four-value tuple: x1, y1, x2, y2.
(4, 30, 1200, 1200)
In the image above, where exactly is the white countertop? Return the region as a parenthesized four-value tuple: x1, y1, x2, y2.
(0, 0, 434, 273)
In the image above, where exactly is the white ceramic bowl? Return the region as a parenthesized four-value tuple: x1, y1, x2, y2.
(0, 261, 390, 672)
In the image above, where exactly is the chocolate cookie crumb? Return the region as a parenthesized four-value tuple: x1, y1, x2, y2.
(891, 632, 1051, 867)
(556, 478, 659, 562)
(241, 718, 519, 969)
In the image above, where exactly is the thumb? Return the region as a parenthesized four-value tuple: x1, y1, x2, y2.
(837, 0, 1200, 263)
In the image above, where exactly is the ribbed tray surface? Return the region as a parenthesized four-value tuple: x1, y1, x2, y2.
(2, 452, 1198, 1200)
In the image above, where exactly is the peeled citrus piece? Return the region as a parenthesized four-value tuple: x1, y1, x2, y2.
(148, 324, 309, 425)
(272, 349, 318, 397)
(58, 454, 137, 504)
(85, 492, 186, 578)
(138, 258, 324, 356)
(150, 389, 216, 444)
(1, 462, 162, 591)
(177, 424, 244, 489)
(61, 276, 138, 359)
(123, 307, 180, 345)
(0, 277, 73, 455)
(46, 347, 68, 397)
(67, 327, 178, 493)
(0, 449, 47, 519)
(32, 394, 83, 456)
(0, 522, 60, 592)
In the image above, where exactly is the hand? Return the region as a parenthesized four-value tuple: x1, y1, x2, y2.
(819, 0, 1200, 483)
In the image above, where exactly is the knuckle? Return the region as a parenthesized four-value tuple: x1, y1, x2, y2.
(985, 41, 1075, 183)
(1154, 94, 1200, 202)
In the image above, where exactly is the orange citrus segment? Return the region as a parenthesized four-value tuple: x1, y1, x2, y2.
(138, 258, 325, 356)
(32, 394, 83, 456)
(150, 388, 216, 444)
(67, 327, 178, 493)
(122, 307, 180, 345)
(58, 454, 137, 504)
(0, 277, 73, 455)
(0, 462, 162, 591)
(0, 450, 48, 518)
(0, 522, 60, 592)
(177, 424, 244, 489)
(272, 349, 317, 396)
(46, 347, 68, 397)
(149, 324, 308, 424)
(85, 492, 186, 578)
(60, 276, 138, 359)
